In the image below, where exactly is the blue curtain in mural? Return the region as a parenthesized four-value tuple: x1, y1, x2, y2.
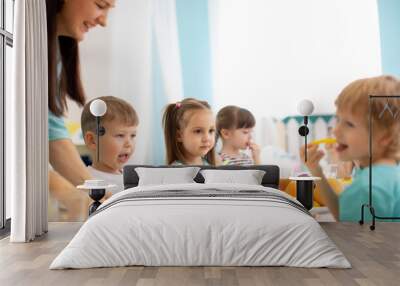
(176, 0, 213, 104)
(377, 0, 400, 77)
(151, 0, 213, 164)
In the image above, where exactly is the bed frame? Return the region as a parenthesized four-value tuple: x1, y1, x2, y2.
(123, 165, 280, 190)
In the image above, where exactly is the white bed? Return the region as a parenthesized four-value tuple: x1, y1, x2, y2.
(50, 182, 350, 269)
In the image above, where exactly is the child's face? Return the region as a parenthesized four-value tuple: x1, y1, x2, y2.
(224, 128, 254, 150)
(178, 109, 216, 160)
(93, 120, 137, 173)
(333, 108, 369, 166)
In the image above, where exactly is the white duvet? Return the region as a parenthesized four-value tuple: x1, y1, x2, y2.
(50, 183, 350, 269)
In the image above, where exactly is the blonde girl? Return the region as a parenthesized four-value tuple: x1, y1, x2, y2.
(162, 98, 216, 165)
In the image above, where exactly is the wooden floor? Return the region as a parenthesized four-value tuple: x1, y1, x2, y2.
(0, 222, 399, 286)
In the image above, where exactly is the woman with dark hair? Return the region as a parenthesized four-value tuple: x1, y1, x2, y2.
(46, 0, 115, 217)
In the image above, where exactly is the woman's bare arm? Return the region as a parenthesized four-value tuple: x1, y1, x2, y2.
(49, 169, 88, 220)
(49, 138, 92, 186)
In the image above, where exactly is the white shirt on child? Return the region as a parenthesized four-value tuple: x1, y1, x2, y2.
(87, 166, 125, 194)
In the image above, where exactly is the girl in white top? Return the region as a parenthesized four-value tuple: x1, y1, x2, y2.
(162, 98, 217, 166)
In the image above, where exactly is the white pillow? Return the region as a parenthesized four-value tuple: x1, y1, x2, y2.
(135, 167, 200, 186)
(200, 169, 266, 185)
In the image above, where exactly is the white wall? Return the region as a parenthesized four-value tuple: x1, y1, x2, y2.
(209, 0, 382, 118)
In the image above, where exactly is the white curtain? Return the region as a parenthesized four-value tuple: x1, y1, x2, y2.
(152, 0, 184, 103)
(8, 0, 48, 242)
(77, 0, 184, 164)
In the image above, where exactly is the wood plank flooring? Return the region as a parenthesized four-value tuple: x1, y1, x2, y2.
(1, 222, 399, 286)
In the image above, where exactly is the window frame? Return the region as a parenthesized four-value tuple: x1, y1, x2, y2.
(0, 0, 14, 235)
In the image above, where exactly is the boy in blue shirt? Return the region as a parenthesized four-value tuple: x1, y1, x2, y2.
(301, 75, 400, 221)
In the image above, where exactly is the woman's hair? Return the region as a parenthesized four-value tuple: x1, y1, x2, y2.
(335, 75, 400, 160)
(216, 105, 256, 137)
(46, 0, 85, 116)
(81, 96, 139, 136)
(162, 98, 216, 165)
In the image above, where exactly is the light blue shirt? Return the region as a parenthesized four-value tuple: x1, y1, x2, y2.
(339, 164, 400, 222)
(48, 110, 69, 141)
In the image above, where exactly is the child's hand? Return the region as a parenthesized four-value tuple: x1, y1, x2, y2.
(101, 191, 113, 202)
(249, 141, 261, 164)
(299, 144, 324, 175)
(215, 155, 223, 166)
(325, 142, 340, 164)
(325, 142, 335, 153)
